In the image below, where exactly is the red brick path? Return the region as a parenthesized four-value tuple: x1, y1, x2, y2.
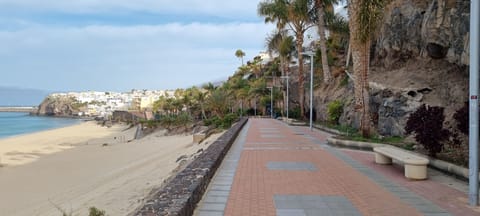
(224, 119, 425, 216)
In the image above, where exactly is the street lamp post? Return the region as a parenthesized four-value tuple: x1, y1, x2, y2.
(469, 0, 480, 206)
(280, 76, 289, 120)
(302, 51, 315, 131)
(267, 86, 273, 118)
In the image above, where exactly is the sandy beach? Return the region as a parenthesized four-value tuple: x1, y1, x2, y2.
(0, 122, 221, 216)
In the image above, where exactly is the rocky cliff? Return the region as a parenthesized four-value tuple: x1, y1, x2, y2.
(34, 95, 86, 116)
(375, 0, 470, 68)
(312, 0, 470, 137)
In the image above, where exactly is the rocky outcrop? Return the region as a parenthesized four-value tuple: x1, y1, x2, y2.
(374, 0, 470, 69)
(311, 0, 470, 137)
(34, 95, 85, 116)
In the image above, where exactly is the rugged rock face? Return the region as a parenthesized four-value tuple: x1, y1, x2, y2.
(312, 0, 470, 137)
(34, 95, 85, 116)
(375, 0, 470, 68)
(366, 0, 470, 136)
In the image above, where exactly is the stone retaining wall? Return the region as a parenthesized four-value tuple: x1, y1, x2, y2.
(133, 118, 248, 216)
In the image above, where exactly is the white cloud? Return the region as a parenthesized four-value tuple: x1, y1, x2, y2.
(0, 22, 274, 91)
(0, 0, 261, 19)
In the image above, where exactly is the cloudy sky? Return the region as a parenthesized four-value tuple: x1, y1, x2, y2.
(0, 0, 274, 92)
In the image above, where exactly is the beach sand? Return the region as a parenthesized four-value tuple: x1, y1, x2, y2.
(0, 122, 222, 216)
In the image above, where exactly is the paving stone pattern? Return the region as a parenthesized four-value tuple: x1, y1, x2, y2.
(274, 195, 362, 216)
(221, 119, 444, 215)
(194, 121, 250, 216)
(134, 118, 247, 216)
(323, 145, 450, 216)
(266, 162, 317, 171)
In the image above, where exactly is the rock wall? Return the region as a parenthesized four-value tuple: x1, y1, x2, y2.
(367, 0, 470, 136)
(374, 0, 470, 69)
(312, 0, 470, 137)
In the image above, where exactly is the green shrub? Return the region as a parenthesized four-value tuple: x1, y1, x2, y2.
(221, 113, 238, 129)
(327, 100, 344, 124)
(289, 107, 301, 119)
(205, 113, 239, 129)
(89, 207, 106, 216)
(340, 75, 349, 87)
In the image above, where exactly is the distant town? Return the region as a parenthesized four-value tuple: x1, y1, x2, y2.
(50, 89, 176, 117)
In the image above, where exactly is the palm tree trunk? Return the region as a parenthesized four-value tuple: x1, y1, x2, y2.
(360, 40, 371, 137)
(349, 0, 371, 137)
(200, 104, 207, 120)
(316, 0, 332, 83)
(296, 32, 305, 119)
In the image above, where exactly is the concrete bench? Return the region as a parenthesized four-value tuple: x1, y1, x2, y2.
(373, 146, 429, 180)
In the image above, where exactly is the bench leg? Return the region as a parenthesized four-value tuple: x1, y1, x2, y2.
(374, 152, 392, 164)
(405, 164, 427, 180)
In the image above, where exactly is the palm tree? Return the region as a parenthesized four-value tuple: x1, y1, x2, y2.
(348, 0, 387, 137)
(259, 0, 315, 119)
(235, 49, 246, 66)
(266, 30, 295, 116)
(206, 88, 231, 118)
(314, 0, 339, 84)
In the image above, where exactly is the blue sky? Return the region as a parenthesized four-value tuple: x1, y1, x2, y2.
(0, 0, 274, 92)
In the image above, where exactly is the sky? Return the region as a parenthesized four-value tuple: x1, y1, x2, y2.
(0, 0, 275, 92)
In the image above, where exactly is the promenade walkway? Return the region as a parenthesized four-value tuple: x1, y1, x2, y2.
(194, 118, 480, 216)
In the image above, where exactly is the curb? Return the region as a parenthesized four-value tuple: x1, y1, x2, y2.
(327, 137, 479, 182)
(134, 118, 248, 216)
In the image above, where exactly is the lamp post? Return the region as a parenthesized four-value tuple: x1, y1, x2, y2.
(267, 86, 273, 118)
(280, 76, 289, 120)
(301, 51, 315, 131)
(469, 0, 480, 206)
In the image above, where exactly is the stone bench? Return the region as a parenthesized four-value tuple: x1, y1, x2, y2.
(373, 146, 429, 180)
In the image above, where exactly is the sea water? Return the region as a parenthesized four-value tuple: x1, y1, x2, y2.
(0, 112, 81, 139)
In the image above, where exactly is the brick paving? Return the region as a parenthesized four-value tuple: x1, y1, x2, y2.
(196, 118, 478, 216)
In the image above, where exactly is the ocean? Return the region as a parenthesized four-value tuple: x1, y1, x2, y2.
(0, 112, 81, 139)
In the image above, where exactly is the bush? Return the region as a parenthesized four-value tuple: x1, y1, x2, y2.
(289, 107, 301, 119)
(89, 207, 106, 216)
(340, 75, 349, 87)
(327, 100, 343, 124)
(453, 102, 469, 134)
(405, 104, 450, 157)
(205, 113, 239, 129)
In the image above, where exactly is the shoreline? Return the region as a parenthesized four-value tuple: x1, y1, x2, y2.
(0, 120, 223, 216)
(0, 120, 84, 141)
(0, 112, 92, 140)
(0, 121, 126, 166)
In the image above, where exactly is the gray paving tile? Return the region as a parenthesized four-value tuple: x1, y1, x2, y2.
(274, 195, 362, 216)
(196, 210, 224, 216)
(203, 195, 228, 203)
(261, 135, 285, 138)
(411, 204, 446, 213)
(423, 213, 452, 216)
(201, 203, 225, 211)
(275, 199, 303, 209)
(267, 161, 317, 171)
(210, 185, 231, 191)
(207, 190, 230, 196)
(277, 209, 307, 216)
(212, 181, 232, 186)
